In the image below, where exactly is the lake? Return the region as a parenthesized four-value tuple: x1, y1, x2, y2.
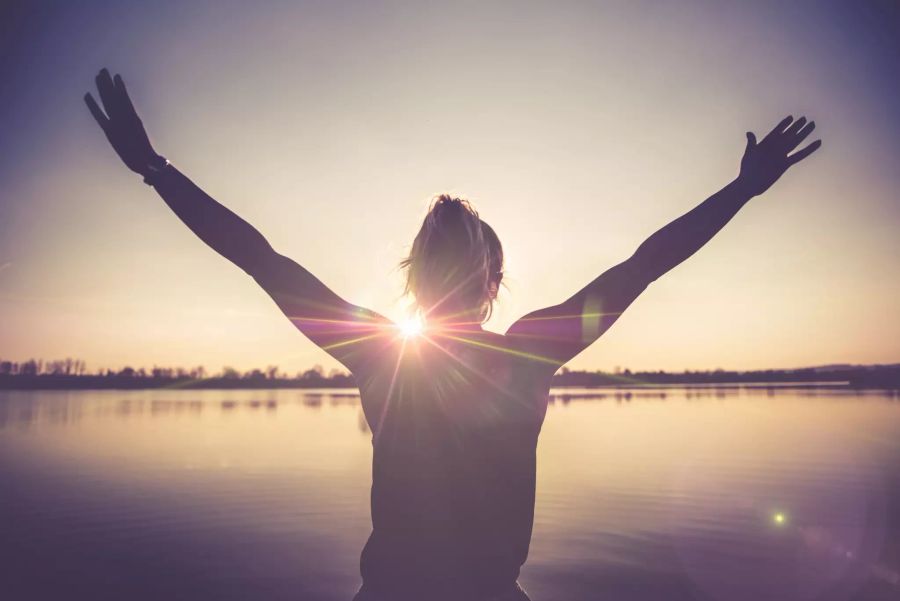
(1, 387, 898, 601)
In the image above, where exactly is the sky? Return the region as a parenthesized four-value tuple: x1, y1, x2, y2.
(0, 0, 898, 374)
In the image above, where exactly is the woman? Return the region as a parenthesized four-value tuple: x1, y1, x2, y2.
(85, 68, 820, 601)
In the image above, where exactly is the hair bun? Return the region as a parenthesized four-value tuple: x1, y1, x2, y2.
(429, 195, 480, 244)
(431, 195, 467, 219)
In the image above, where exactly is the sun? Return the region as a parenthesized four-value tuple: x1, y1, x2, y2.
(399, 317, 423, 338)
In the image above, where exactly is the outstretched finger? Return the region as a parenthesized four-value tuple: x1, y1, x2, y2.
(763, 115, 794, 142)
(787, 139, 822, 165)
(84, 93, 109, 130)
(113, 73, 140, 121)
(95, 68, 121, 120)
(786, 121, 816, 152)
(784, 116, 807, 137)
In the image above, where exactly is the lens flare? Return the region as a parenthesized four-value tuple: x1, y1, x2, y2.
(399, 317, 423, 338)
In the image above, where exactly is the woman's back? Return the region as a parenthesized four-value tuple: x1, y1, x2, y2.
(356, 330, 551, 598)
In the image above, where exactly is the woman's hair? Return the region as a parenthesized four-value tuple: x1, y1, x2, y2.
(400, 195, 503, 322)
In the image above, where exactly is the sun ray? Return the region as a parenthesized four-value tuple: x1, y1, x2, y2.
(506, 310, 624, 323)
(320, 332, 388, 352)
(440, 333, 562, 367)
(372, 335, 408, 444)
(420, 335, 517, 402)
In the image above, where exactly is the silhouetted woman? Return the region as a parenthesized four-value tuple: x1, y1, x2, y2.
(85, 68, 821, 601)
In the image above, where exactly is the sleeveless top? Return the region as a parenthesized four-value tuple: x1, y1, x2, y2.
(354, 330, 551, 599)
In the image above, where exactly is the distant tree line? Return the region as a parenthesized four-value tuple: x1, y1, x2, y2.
(0, 358, 897, 390)
(553, 365, 900, 389)
(0, 358, 354, 389)
(0, 358, 89, 377)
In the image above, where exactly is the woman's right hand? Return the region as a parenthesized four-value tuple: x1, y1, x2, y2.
(84, 68, 160, 176)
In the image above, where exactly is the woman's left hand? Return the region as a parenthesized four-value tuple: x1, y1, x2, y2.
(738, 115, 821, 197)
(84, 68, 160, 176)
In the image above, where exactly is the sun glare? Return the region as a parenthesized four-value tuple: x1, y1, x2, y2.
(399, 317, 423, 339)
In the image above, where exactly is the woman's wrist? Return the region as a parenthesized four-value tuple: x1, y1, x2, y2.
(141, 154, 171, 186)
(731, 174, 759, 201)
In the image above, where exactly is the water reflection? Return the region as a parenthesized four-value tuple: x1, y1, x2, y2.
(3, 386, 895, 431)
(0, 388, 898, 600)
(0, 389, 367, 428)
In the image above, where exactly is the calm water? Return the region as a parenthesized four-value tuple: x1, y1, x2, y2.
(1, 387, 898, 601)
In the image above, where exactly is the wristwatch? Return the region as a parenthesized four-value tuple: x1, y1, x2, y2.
(142, 154, 171, 186)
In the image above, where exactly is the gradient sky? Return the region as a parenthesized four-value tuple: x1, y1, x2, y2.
(1, 0, 898, 374)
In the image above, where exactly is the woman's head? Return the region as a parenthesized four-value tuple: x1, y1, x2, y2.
(401, 195, 503, 323)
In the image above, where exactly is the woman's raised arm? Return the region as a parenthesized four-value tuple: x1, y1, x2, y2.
(505, 115, 822, 371)
(85, 68, 392, 373)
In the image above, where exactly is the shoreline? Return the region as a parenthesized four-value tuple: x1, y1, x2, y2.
(2, 380, 898, 392)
